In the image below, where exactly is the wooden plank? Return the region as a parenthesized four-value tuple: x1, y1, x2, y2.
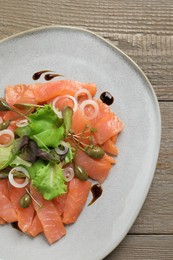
(0, 0, 173, 36)
(0, 0, 173, 258)
(105, 235, 173, 260)
(130, 102, 173, 234)
(0, 0, 172, 235)
(108, 35, 173, 94)
(0, 1, 172, 100)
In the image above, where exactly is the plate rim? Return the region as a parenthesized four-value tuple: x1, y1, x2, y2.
(0, 25, 162, 259)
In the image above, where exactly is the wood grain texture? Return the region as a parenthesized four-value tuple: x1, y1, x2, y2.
(0, 0, 173, 101)
(105, 235, 173, 260)
(0, 0, 173, 36)
(109, 35, 173, 96)
(130, 102, 173, 234)
(0, 0, 173, 259)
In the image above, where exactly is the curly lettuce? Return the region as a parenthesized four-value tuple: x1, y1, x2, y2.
(27, 160, 67, 200)
(15, 105, 65, 148)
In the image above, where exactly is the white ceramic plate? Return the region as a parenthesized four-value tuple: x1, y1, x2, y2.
(0, 26, 161, 260)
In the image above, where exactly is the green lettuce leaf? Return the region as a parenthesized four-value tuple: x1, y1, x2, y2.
(64, 146, 74, 164)
(15, 126, 31, 137)
(32, 124, 64, 148)
(27, 159, 43, 179)
(10, 156, 32, 168)
(0, 138, 33, 170)
(15, 105, 65, 149)
(27, 160, 67, 200)
(0, 145, 14, 170)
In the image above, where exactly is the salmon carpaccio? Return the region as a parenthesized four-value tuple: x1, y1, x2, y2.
(0, 79, 124, 244)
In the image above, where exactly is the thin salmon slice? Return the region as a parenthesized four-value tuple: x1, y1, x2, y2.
(0, 217, 6, 225)
(52, 193, 67, 216)
(3, 111, 19, 121)
(111, 134, 118, 143)
(75, 149, 115, 183)
(0, 190, 17, 222)
(79, 99, 123, 145)
(27, 214, 43, 237)
(102, 139, 119, 156)
(71, 108, 92, 145)
(9, 184, 35, 232)
(63, 178, 92, 224)
(93, 114, 124, 145)
(30, 80, 97, 103)
(5, 84, 36, 106)
(89, 99, 111, 125)
(0, 179, 9, 198)
(48, 96, 74, 110)
(30, 185, 66, 244)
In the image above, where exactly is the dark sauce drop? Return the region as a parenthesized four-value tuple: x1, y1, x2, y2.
(88, 183, 103, 206)
(32, 70, 52, 80)
(44, 73, 62, 81)
(11, 222, 21, 232)
(100, 91, 114, 105)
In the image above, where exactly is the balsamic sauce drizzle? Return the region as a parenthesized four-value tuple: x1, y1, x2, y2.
(100, 91, 114, 105)
(88, 183, 103, 206)
(32, 70, 63, 81)
(11, 222, 21, 232)
(44, 73, 63, 81)
(32, 70, 52, 80)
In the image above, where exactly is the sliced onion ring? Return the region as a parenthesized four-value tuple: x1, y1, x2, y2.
(63, 167, 74, 182)
(80, 100, 99, 120)
(55, 141, 70, 155)
(74, 89, 92, 102)
(16, 119, 29, 127)
(52, 95, 78, 118)
(0, 116, 3, 124)
(8, 167, 30, 188)
(0, 129, 15, 147)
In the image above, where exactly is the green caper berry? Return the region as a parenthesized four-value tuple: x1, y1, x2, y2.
(0, 120, 10, 130)
(85, 146, 105, 159)
(75, 166, 88, 181)
(19, 193, 31, 208)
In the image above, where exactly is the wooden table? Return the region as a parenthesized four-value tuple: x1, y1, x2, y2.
(0, 0, 173, 259)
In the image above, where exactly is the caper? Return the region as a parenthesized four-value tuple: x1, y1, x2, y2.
(19, 193, 31, 208)
(85, 146, 105, 159)
(75, 166, 88, 181)
(0, 120, 10, 130)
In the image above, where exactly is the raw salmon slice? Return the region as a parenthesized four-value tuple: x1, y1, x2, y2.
(5, 84, 36, 106)
(93, 114, 124, 145)
(9, 183, 35, 232)
(48, 96, 75, 110)
(27, 214, 43, 237)
(3, 111, 20, 121)
(52, 193, 67, 216)
(102, 139, 119, 156)
(88, 99, 111, 125)
(30, 80, 97, 103)
(71, 108, 92, 145)
(30, 185, 66, 244)
(0, 217, 6, 225)
(63, 178, 92, 224)
(78, 99, 123, 145)
(0, 179, 9, 198)
(0, 190, 17, 222)
(111, 134, 118, 143)
(75, 149, 115, 183)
